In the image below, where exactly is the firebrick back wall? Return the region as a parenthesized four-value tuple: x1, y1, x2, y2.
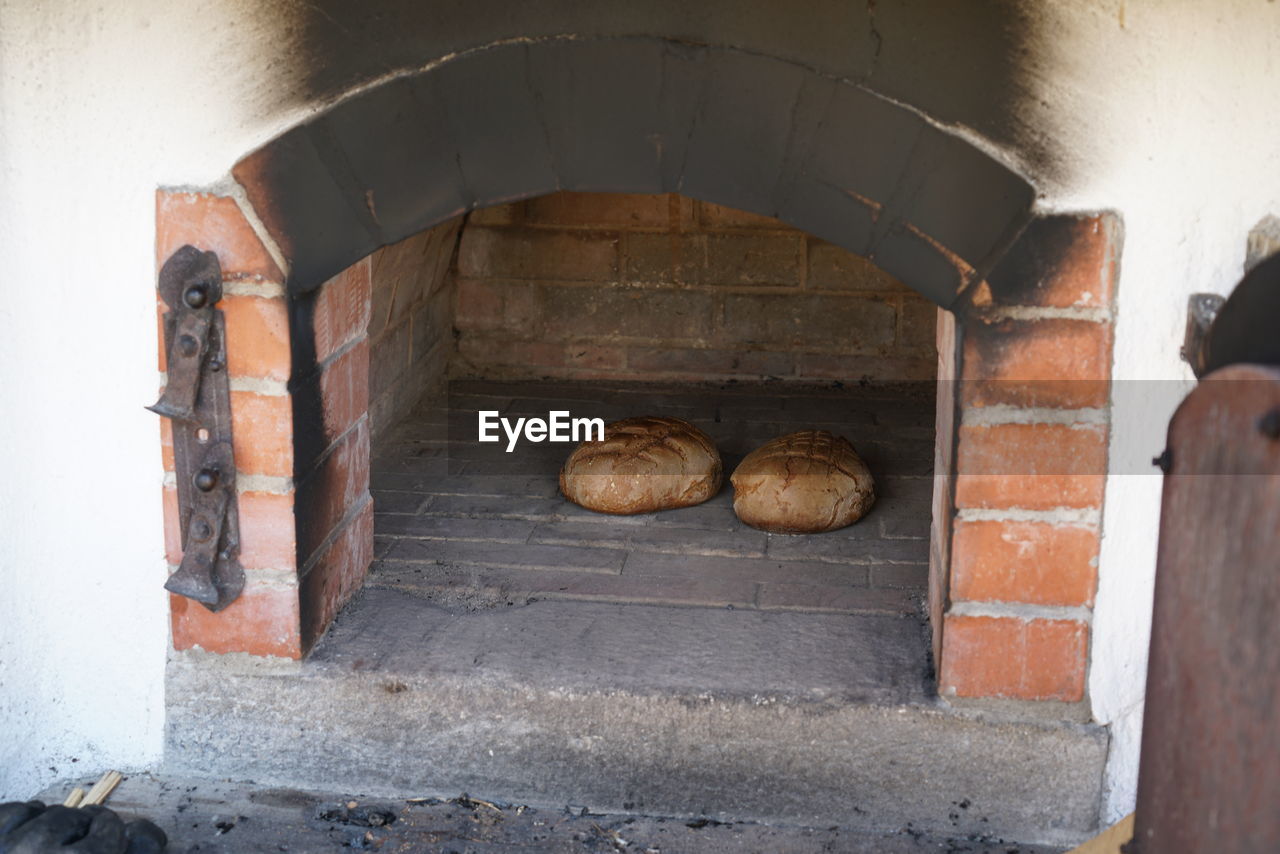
(451, 192, 939, 383)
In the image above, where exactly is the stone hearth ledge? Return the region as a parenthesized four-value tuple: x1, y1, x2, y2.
(165, 587, 1107, 847)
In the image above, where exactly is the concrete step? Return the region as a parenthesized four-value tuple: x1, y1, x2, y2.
(165, 588, 1106, 849)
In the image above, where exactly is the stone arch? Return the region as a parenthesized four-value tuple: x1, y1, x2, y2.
(232, 37, 1035, 306)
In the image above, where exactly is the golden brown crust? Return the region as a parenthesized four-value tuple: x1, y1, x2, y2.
(560, 416, 722, 514)
(730, 430, 875, 533)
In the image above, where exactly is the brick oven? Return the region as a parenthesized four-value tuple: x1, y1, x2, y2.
(158, 192, 1116, 692)
(152, 33, 1120, 845)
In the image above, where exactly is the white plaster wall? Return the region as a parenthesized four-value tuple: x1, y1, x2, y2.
(0, 0, 311, 800)
(0, 0, 1276, 823)
(1014, 0, 1280, 821)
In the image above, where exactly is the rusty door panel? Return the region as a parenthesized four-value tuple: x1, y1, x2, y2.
(1133, 364, 1280, 852)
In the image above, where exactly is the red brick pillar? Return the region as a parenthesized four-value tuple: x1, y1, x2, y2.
(938, 214, 1120, 702)
(156, 191, 373, 658)
(292, 262, 374, 651)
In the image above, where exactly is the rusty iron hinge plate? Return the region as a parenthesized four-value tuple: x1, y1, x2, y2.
(149, 246, 244, 612)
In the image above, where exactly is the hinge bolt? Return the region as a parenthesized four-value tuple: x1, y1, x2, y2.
(177, 334, 199, 358)
(193, 468, 219, 492)
(183, 284, 209, 308)
(191, 519, 213, 542)
(1260, 408, 1280, 440)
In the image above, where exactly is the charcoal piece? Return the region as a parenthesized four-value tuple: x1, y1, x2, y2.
(1, 805, 93, 852)
(0, 802, 167, 854)
(0, 802, 45, 839)
(122, 818, 167, 854)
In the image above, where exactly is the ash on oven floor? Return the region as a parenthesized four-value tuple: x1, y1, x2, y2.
(42, 773, 1064, 853)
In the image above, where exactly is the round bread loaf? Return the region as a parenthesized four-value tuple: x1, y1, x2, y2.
(730, 430, 875, 533)
(560, 416, 722, 515)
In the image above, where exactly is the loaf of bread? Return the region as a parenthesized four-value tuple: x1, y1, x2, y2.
(730, 430, 875, 533)
(560, 416, 722, 514)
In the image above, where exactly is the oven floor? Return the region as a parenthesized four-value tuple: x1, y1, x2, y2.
(368, 379, 934, 616)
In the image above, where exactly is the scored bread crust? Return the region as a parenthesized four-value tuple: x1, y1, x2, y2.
(560, 416, 722, 515)
(730, 430, 875, 533)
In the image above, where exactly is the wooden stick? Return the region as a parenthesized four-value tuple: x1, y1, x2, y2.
(96, 770, 123, 805)
(62, 788, 84, 808)
(80, 771, 123, 807)
(1067, 813, 1135, 854)
(81, 776, 106, 806)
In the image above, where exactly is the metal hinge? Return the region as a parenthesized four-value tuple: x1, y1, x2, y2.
(1180, 292, 1225, 378)
(148, 246, 244, 612)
